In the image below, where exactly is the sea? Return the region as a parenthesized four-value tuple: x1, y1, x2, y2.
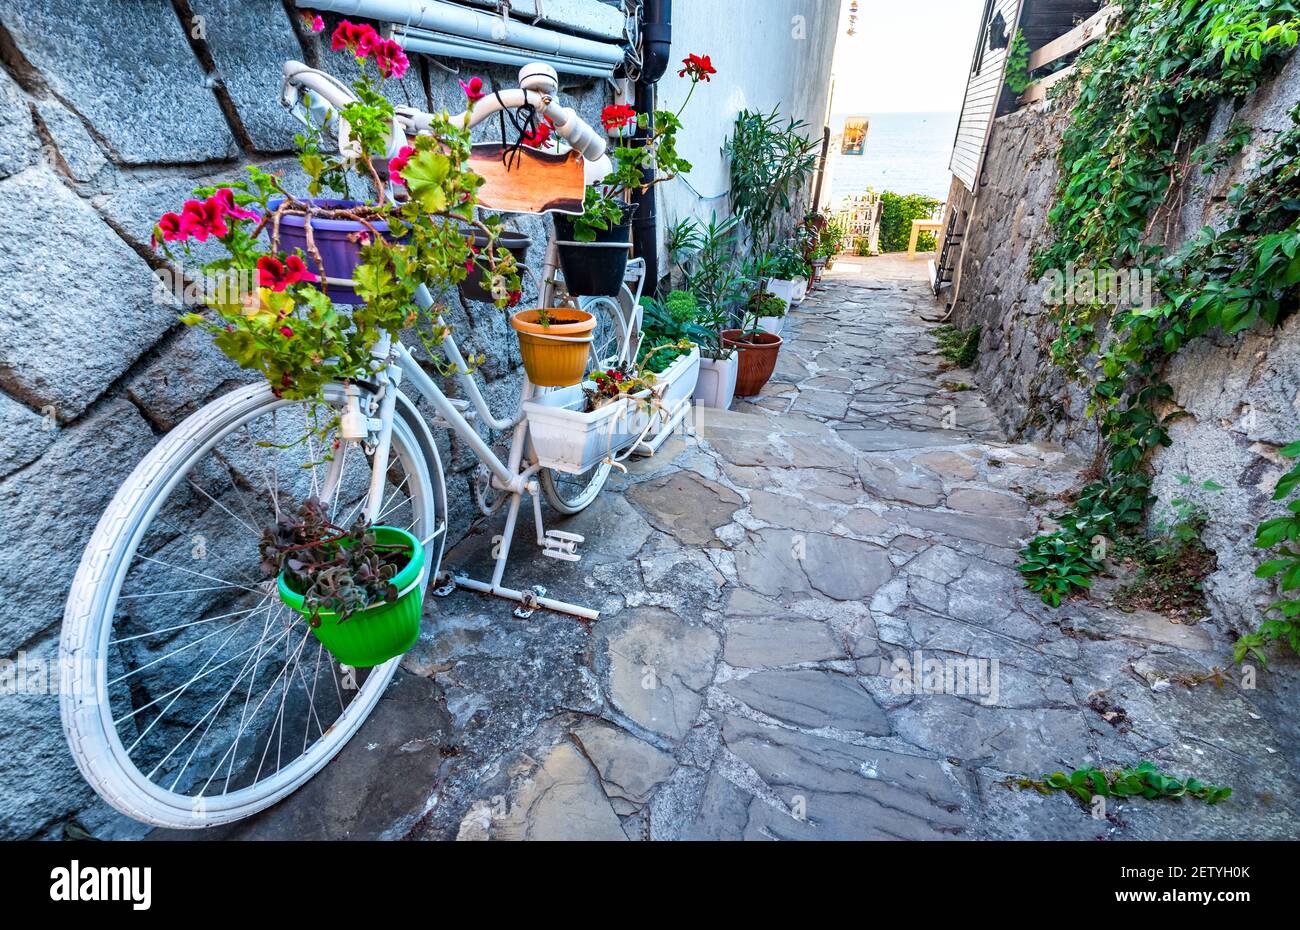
(825, 111, 959, 207)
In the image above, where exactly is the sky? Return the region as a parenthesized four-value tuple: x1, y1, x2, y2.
(828, 0, 986, 114)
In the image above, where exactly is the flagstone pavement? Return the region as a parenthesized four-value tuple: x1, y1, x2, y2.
(175, 255, 1300, 841)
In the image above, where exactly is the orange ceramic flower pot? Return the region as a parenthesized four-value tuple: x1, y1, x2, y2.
(510, 309, 596, 387)
(722, 329, 783, 396)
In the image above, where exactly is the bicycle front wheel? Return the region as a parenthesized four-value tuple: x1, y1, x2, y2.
(60, 382, 441, 830)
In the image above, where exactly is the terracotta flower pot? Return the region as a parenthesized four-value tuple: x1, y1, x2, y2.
(510, 308, 596, 387)
(722, 329, 783, 397)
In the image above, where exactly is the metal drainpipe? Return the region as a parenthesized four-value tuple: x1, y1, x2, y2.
(632, 0, 672, 298)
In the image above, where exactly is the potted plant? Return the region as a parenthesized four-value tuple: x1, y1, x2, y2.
(747, 285, 789, 336)
(459, 225, 532, 304)
(765, 244, 808, 310)
(154, 20, 523, 408)
(638, 291, 702, 408)
(670, 214, 747, 408)
(722, 293, 784, 397)
(523, 343, 695, 474)
(261, 498, 426, 668)
(724, 108, 821, 255)
(510, 304, 598, 387)
(817, 219, 847, 271)
(555, 53, 716, 296)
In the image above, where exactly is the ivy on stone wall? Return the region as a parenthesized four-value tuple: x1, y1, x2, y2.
(1017, 0, 1300, 657)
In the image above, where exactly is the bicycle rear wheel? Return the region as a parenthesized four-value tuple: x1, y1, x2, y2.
(60, 382, 442, 829)
(537, 292, 634, 514)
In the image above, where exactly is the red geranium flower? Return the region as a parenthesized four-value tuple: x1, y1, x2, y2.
(179, 197, 228, 242)
(678, 53, 716, 82)
(300, 11, 324, 33)
(601, 104, 637, 133)
(388, 144, 415, 184)
(211, 187, 259, 221)
(331, 20, 379, 58)
(257, 254, 319, 292)
(459, 76, 486, 101)
(522, 115, 555, 149)
(153, 212, 186, 248)
(374, 38, 410, 79)
(280, 325, 295, 339)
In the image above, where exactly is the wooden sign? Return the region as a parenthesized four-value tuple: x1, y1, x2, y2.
(467, 143, 586, 215)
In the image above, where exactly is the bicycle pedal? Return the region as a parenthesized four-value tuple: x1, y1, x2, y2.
(542, 530, 583, 562)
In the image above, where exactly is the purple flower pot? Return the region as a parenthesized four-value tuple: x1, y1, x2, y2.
(265, 198, 398, 306)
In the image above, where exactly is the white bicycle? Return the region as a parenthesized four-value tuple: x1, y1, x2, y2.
(60, 61, 650, 829)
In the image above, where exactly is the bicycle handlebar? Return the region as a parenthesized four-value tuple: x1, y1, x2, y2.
(280, 59, 607, 164)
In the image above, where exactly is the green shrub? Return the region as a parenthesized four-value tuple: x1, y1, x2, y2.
(877, 190, 941, 253)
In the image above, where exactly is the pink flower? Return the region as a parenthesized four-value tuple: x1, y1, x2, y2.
(154, 212, 186, 248)
(374, 38, 409, 79)
(300, 11, 324, 33)
(211, 188, 259, 221)
(459, 76, 486, 101)
(331, 20, 379, 58)
(464, 243, 479, 274)
(280, 325, 295, 339)
(179, 198, 228, 242)
(257, 254, 319, 292)
(388, 144, 415, 184)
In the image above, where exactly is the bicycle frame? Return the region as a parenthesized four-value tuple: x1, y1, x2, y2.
(283, 58, 652, 621)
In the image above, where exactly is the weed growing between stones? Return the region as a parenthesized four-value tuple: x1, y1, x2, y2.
(1111, 479, 1221, 621)
(1008, 760, 1232, 807)
(933, 324, 979, 369)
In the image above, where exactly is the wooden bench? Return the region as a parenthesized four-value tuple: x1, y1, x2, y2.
(907, 218, 945, 259)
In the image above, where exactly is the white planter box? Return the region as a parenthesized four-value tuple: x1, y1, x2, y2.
(525, 348, 699, 474)
(654, 346, 701, 411)
(791, 277, 808, 305)
(757, 314, 784, 336)
(693, 353, 737, 409)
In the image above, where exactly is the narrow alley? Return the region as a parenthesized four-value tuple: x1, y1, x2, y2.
(191, 256, 1300, 842)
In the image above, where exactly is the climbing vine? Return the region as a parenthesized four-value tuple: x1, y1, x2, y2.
(1017, 0, 1300, 653)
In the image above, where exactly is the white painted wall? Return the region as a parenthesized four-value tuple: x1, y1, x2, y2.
(657, 0, 843, 246)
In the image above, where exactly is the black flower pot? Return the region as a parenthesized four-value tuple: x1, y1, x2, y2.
(553, 205, 634, 297)
(459, 229, 532, 304)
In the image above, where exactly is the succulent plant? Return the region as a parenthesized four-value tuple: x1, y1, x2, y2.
(260, 497, 408, 626)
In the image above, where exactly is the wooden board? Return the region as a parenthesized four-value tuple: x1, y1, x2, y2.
(1020, 63, 1076, 103)
(1027, 5, 1117, 70)
(467, 143, 586, 215)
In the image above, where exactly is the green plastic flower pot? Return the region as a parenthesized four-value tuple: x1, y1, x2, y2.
(277, 526, 426, 668)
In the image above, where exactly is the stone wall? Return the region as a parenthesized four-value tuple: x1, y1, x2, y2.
(0, 0, 611, 839)
(947, 52, 1300, 639)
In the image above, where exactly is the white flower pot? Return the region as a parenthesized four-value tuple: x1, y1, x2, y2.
(692, 353, 738, 409)
(757, 314, 784, 336)
(524, 348, 700, 474)
(766, 277, 798, 312)
(791, 277, 808, 305)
